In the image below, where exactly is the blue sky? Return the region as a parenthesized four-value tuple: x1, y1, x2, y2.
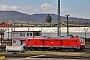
(0, 0, 90, 19)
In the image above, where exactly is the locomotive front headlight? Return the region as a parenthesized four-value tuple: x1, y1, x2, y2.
(81, 43, 84, 45)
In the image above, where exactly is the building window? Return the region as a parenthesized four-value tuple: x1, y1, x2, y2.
(20, 33, 25, 36)
(27, 33, 32, 36)
(33, 32, 41, 36)
(13, 40, 16, 43)
(30, 33, 32, 36)
(13, 33, 18, 37)
(27, 33, 29, 36)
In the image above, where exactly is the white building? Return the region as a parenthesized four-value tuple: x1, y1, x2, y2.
(4, 27, 90, 39)
(4, 27, 90, 46)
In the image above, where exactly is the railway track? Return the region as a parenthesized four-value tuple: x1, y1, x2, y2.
(0, 41, 90, 59)
(0, 54, 90, 59)
(0, 48, 90, 60)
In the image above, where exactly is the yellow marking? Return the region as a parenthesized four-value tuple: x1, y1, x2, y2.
(0, 56, 5, 60)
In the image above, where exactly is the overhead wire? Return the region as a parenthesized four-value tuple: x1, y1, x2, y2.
(31, 0, 34, 11)
(68, 15, 90, 38)
(12, 0, 52, 22)
(35, 0, 52, 14)
(69, 15, 80, 34)
(31, 0, 52, 23)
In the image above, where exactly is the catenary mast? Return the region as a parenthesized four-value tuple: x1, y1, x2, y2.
(57, 0, 61, 36)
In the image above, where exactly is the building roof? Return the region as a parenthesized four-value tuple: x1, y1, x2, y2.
(0, 22, 11, 27)
(5, 27, 90, 33)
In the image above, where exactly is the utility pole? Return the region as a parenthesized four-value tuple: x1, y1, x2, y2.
(65, 14, 70, 36)
(1, 29, 2, 48)
(8, 29, 9, 40)
(57, 0, 61, 36)
(14, 21, 15, 32)
(84, 22, 88, 39)
(84, 23, 86, 39)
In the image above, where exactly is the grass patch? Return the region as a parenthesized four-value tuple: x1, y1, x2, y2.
(0, 52, 14, 54)
(0, 51, 89, 57)
(19, 51, 47, 54)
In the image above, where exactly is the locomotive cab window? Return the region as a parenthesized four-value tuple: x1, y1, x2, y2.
(80, 38, 84, 42)
(74, 40, 77, 42)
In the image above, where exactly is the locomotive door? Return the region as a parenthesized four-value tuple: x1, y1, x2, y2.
(42, 40, 45, 51)
(60, 40, 63, 45)
(73, 40, 78, 46)
(42, 40, 45, 46)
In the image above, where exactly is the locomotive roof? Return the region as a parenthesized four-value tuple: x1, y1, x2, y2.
(28, 36, 72, 40)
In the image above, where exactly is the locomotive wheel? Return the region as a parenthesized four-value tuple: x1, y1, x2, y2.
(79, 48, 85, 52)
(69, 48, 75, 52)
(61, 49, 65, 52)
(82, 48, 85, 52)
(58, 49, 61, 52)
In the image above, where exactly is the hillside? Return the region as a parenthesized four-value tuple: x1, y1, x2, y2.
(0, 11, 89, 24)
(0, 11, 31, 22)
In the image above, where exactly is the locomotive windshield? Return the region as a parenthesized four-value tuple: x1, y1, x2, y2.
(80, 38, 83, 42)
(79, 38, 85, 45)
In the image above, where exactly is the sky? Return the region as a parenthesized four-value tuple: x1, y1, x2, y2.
(0, 0, 90, 19)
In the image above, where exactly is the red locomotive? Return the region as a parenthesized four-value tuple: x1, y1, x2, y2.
(25, 36, 85, 51)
